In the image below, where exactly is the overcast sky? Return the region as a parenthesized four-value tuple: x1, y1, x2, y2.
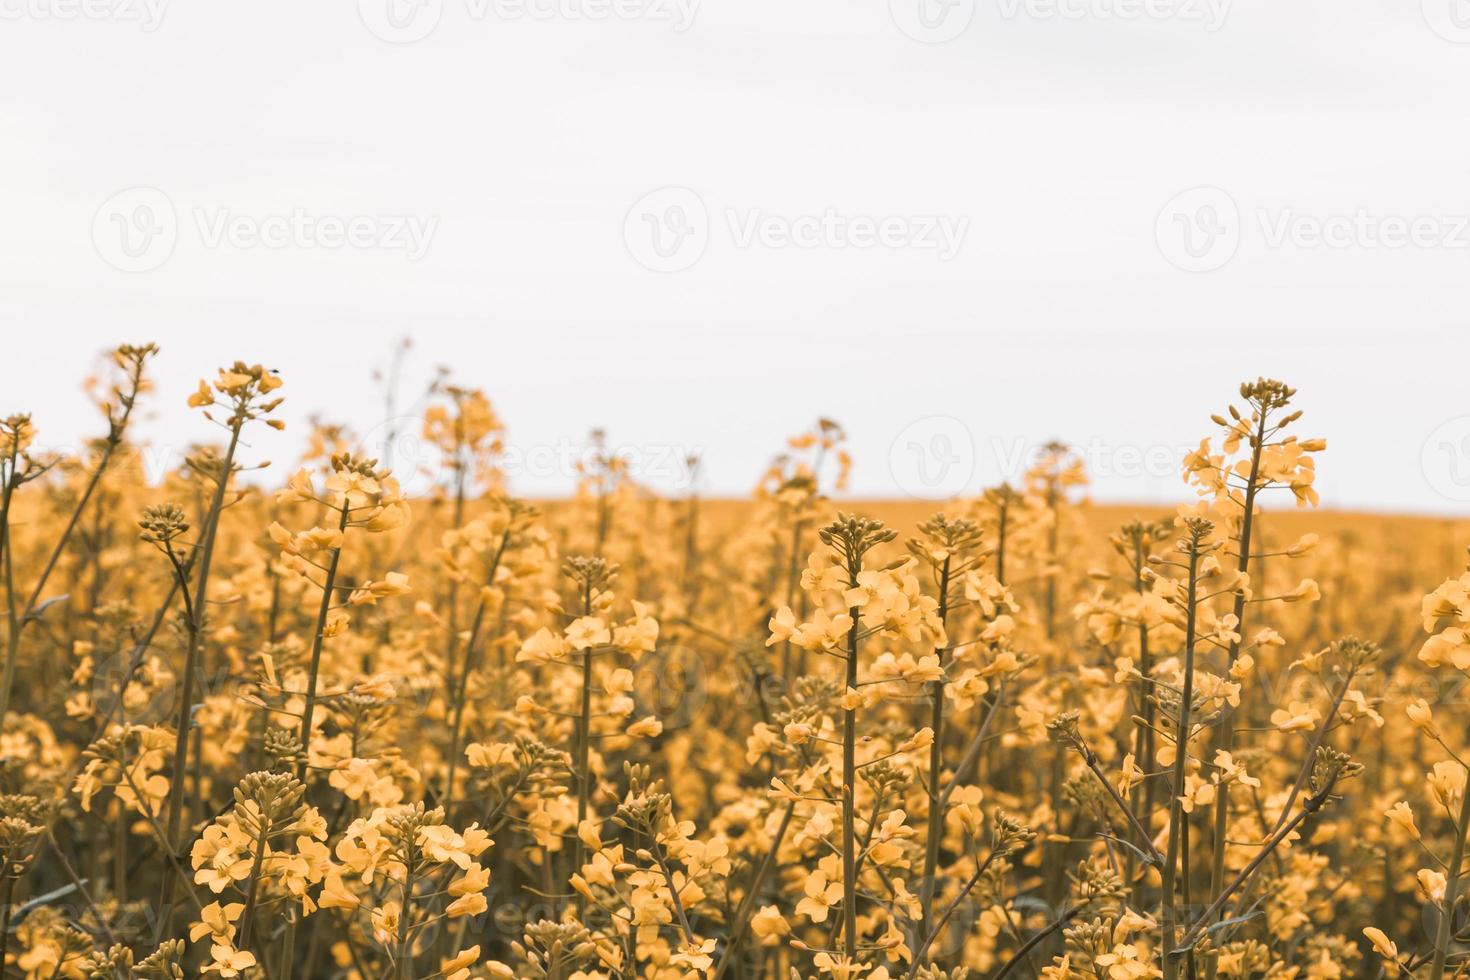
(2, 0, 1469, 511)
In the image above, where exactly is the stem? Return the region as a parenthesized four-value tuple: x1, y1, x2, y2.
(906, 851, 995, 979)
(0, 876, 14, 979)
(236, 821, 270, 951)
(47, 834, 120, 948)
(0, 452, 21, 724)
(652, 839, 697, 946)
(444, 531, 510, 810)
(1077, 742, 1165, 869)
(0, 365, 143, 720)
(1203, 411, 1267, 979)
(396, 865, 416, 980)
(1173, 780, 1338, 956)
(918, 555, 952, 956)
(1161, 540, 1201, 980)
(711, 801, 796, 980)
(159, 423, 242, 939)
(992, 907, 1082, 980)
(573, 582, 594, 911)
(1430, 772, 1470, 980)
(842, 588, 861, 963)
(295, 501, 350, 782)
(281, 915, 296, 980)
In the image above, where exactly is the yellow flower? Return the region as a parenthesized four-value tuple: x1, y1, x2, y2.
(1418, 868, 1447, 903)
(202, 944, 257, 978)
(1363, 928, 1399, 974)
(795, 869, 843, 923)
(566, 616, 611, 651)
(626, 716, 664, 738)
(441, 946, 481, 980)
(1385, 801, 1420, 840)
(750, 905, 790, 944)
(189, 902, 244, 944)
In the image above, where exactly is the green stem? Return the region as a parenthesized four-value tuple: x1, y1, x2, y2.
(1203, 411, 1267, 979)
(443, 531, 510, 810)
(159, 423, 242, 939)
(711, 801, 796, 980)
(1430, 772, 1470, 980)
(0, 365, 143, 721)
(1161, 541, 1201, 980)
(295, 501, 351, 782)
(841, 592, 861, 962)
(396, 865, 416, 980)
(573, 582, 594, 912)
(918, 555, 952, 957)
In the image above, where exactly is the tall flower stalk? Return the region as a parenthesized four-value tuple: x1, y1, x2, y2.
(1, 344, 156, 721)
(1160, 516, 1213, 980)
(819, 515, 896, 961)
(271, 452, 412, 781)
(159, 361, 283, 934)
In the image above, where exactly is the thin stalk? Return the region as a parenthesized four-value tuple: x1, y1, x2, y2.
(1173, 779, 1339, 956)
(443, 531, 511, 809)
(295, 501, 351, 782)
(0, 446, 21, 723)
(0, 876, 14, 978)
(918, 555, 952, 952)
(1129, 535, 1155, 901)
(281, 915, 296, 980)
(1203, 410, 1267, 980)
(47, 833, 120, 948)
(395, 865, 417, 980)
(157, 426, 245, 946)
(1161, 540, 1201, 980)
(0, 363, 145, 720)
(1044, 480, 1058, 640)
(992, 907, 1083, 980)
(711, 801, 796, 980)
(841, 588, 861, 962)
(1429, 773, 1470, 980)
(1076, 741, 1165, 869)
(572, 580, 594, 911)
(234, 822, 270, 951)
(906, 850, 996, 979)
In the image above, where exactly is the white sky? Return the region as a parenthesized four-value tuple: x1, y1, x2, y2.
(2, 0, 1470, 511)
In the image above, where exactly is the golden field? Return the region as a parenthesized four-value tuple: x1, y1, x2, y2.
(0, 347, 1468, 980)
